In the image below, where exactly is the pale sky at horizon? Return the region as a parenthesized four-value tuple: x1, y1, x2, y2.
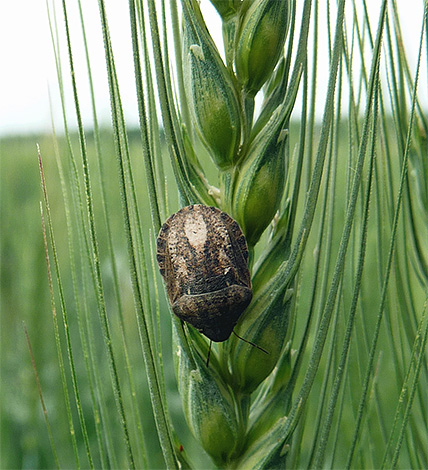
(0, 1, 427, 137)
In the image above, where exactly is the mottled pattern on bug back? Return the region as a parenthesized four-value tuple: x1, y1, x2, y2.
(163, 206, 246, 297)
(156, 205, 252, 342)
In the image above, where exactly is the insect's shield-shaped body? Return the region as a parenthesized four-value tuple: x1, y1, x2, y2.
(156, 205, 252, 342)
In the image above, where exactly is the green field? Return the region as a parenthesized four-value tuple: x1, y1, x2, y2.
(1, 132, 167, 468)
(1, 121, 427, 469)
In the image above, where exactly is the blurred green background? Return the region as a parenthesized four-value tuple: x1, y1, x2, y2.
(1, 132, 175, 469)
(1, 135, 53, 468)
(1, 130, 226, 468)
(1, 120, 426, 468)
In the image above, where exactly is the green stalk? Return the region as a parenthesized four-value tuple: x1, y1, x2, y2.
(24, 321, 60, 469)
(77, 0, 149, 464)
(129, 0, 161, 233)
(47, 4, 116, 464)
(346, 4, 426, 464)
(38, 154, 81, 469)
(97, 1, 178, 467)
(146, 0, 196, 205)
(313, 85, 378, 468)
(62, 1, 136, 467)
(281, 0, 384, 445)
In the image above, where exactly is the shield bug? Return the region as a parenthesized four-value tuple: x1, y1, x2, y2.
(156, 204, 253, 342)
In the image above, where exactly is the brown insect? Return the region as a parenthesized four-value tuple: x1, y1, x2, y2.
(156, 204, 253, 342)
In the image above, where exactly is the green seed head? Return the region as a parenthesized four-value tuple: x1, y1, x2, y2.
(232, 111, 288, 246)
(183, 1, 242, 170)
(173, 327, 239, 465)
(185, 367, 238, 464)
(235, 0, 292, 96)
(229, 285, 294, 394)
(252, 206, 291, 291)
(209, 0, 241, 20)
(246, 348, 292, 445)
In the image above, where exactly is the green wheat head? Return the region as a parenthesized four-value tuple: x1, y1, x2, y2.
(167, 0, 296, 466)
(24, 0, 428, 468)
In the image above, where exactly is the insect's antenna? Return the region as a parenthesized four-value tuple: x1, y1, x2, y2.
(206, 340, 212, 367)
(232, 331, 269, 355)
